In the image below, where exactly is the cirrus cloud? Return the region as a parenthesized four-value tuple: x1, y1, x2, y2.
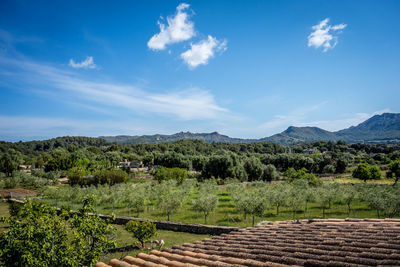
(69, 56, 97, 69)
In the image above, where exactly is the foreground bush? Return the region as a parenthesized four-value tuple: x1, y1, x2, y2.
(0, 198, 115, 267)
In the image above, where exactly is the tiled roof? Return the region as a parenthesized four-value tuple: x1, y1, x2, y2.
(97, 218, 400, 267)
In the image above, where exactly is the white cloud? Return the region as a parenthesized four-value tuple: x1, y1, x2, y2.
(147, 3, 195, 50)
(308, 18, 347, 52)
(0, 57, 227, 120)
(181, 35, 227, 69)
(69, 56, 96, 69)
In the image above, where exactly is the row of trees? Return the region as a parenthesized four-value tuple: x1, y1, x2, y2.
(2, 137, 399, 179)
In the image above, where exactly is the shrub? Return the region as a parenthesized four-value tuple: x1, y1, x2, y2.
(153, 167, 187, 184)
(262, 164, 279, 182)
(125, 220, 157, 248)
(370, 165, 382, 180)
(352, 162, 371, 182)
(94, 169, 128, 185)
(68, 167, 89, 186)
(69, 168, 128, 186)
(284, 167, 321, 186)
(0, 198, 115, 266)
(323, 164, 336, 174)
(8, 201, 22, 217)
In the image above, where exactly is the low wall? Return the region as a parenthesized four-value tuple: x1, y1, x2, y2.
(8, 199, 239, 235)
(100, 214, 238, 235)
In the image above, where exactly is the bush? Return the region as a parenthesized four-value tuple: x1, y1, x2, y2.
(68, 167, 89, 186)
(352, 163, 382, 182)
(94, 169, 128, 185)
(3, 171, 49, 189)
(69, 168, 128, 186)
(370, 165, 382, 180)
(262, 164, 279, 182)
(8, 201, 22, 217)
(153, 167, 187, 184)
(284, 168, 321, 186)
(323, 164, 336, 174)
(352, 163, 371, 182)
(125, 220, 157, 248)
(0, 198, 116, 266)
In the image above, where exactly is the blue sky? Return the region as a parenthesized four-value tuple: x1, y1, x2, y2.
(0, 0, 399, 141)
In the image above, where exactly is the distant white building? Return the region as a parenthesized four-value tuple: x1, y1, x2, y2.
(117, 159, 143, 169)
(303, 148, 318, 154)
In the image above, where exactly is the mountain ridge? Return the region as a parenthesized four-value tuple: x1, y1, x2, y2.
(100, 113, 400, 144)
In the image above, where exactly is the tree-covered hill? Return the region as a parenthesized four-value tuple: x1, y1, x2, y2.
(99, 113, 400, 145)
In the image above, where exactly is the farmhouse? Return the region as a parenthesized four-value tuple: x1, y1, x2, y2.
(97, 218, 400, 267)
(302, 148, 318, 155)
(117, 159, 144, 169)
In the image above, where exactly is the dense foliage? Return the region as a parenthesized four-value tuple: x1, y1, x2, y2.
(0, 198, 115, 267)
(1, 138, 399, 185)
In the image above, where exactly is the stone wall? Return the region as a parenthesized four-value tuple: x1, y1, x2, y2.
(8, 199, 238, 235)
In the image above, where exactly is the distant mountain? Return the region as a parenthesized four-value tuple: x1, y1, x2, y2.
(336, 113, 400, 143)
(100, 113, 400, 145)
(261, 126, 339, 144)
(263, 113, 400, 144)
(100, 131, 256, 144)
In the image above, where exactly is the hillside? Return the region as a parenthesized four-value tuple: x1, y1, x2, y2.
(100, 113, 400, 145)
(336, 113, 400, 143)
(100, 131, 256, 144)
(261, 126, 339, 144)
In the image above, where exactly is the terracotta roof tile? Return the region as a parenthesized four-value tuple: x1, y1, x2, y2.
(98, 219, 400, 266)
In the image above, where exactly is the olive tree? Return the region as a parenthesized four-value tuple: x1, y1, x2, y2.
(157, 189, 183, 221)
(339, 185, 357, 216)
(192, 192, 218, 223)
(287, 181, 306, 220)
(268, 183, 288, 216)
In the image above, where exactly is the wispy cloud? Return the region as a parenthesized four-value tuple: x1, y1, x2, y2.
(0, 57, 227, 120)
(0, 115, 164, 141)
(148, 3, 195, 50)
(69, 56, 97, 69)
(181, 35, 227, 69)
(308, 18, 347, 52)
